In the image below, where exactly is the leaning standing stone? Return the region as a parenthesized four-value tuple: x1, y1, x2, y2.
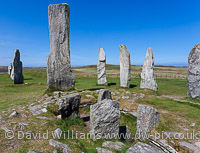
(47, 3, 75, 90)
(120, 45, 131, 88)
(136, 104, 160, 140)
(188, 43, 200, 99)
(58, 93, 81, 119)
(10, 49, 24, 84)
(90, 99, 120, 140)
(140, 48, 157, 91)
(97, 48, 107, 85)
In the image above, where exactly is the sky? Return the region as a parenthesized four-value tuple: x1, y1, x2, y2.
(0, 0, 200, 67)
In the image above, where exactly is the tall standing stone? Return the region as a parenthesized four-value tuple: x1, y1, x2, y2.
(140, 48, 157, 91)
(10, 49, 24, 84)
(97, 48, 107, 85)
(120, 45, 131, 88)
(47, 3, 75, 90)
(188, 43, 200, 99)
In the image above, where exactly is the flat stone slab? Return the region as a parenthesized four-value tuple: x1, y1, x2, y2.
(102, 141, 124, 150)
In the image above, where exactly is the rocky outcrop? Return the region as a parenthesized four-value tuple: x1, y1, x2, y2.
(10, 49, 24, 84)
(136, 104, 160, 140)
(120, 45, 131, 88)
(140, 48, 157, 91)
(188, 43, 200, 99)
(90, 99, 120, 140)
(98, 89, 112, 102)
(58, 93, 81, 119)
(47, 3, 75, 90)
(126, 142, 165, 153)
(97, 48, 107, 85)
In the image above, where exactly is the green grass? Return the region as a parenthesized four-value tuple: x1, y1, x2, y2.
(0, 67, 198, 153)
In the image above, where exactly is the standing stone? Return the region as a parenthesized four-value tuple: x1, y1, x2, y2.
(140, 48, 157, 91)
(97, 48, 107, 85)
(120, 45, 131, 88)
(10, 49, 24, 84)
(136, 104, 160, 140)
(58, 93, 81, 119)
(47, 3, 75, 90)
(90, 99, 120, 140)
(97, 89, 112, 102)
(8, 63, 12, 76)
(188, 43, 200, 99)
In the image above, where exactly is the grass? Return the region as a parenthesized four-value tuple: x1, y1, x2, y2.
(0, 65, 199, 153)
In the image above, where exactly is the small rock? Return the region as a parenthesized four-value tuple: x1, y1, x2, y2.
(9, 111, 18, 118)
(178, 141, 199, 153)
(126, 142, 164, 153)
(27, 151, 43, 153)
(126, 91, 131, 95)
(102, 141, 124, 150)
(85, 95, 95, 98)
(158, 139, 177, 153)
(53, 128, 62, 139)
(96, 147, 113, 153)
(49, 139, 71, 153)
(190, 122, 196, 127)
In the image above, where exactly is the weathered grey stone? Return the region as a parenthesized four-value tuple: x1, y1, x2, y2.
(96, 147, 113, 153)
(120, 45, 131, 88)
(58, 93, 81, 119)
(126, 142, 165, 153)
(29, 105, 47, 115)
(178, 141, 199, 153)
(188, 43, 200, 99)
(53, 128, 62, 139)
(140, 48, 157, 91)
(9, 111, 18, 118)
(49, 139, 71, 153)
(102, 141, 124, 150)
(136, 104, 160, 140)
(8, 63, 12, 76)
(98, 89, 112, 102)
(10, 49, 24, 84)
(90, 99, 120, 140)
(97, 48, 107, 85)
(47, 3, 75, 90)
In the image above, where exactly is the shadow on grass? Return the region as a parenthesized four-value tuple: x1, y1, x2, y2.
(108, 83, 116, 86)
(130, 84, 137, 88)
(80, 88, 104, 92)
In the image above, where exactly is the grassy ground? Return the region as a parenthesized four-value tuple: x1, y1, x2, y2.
(0, 65, 199, 153)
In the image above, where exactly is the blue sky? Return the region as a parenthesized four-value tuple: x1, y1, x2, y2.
(0, 0, 200, 67)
